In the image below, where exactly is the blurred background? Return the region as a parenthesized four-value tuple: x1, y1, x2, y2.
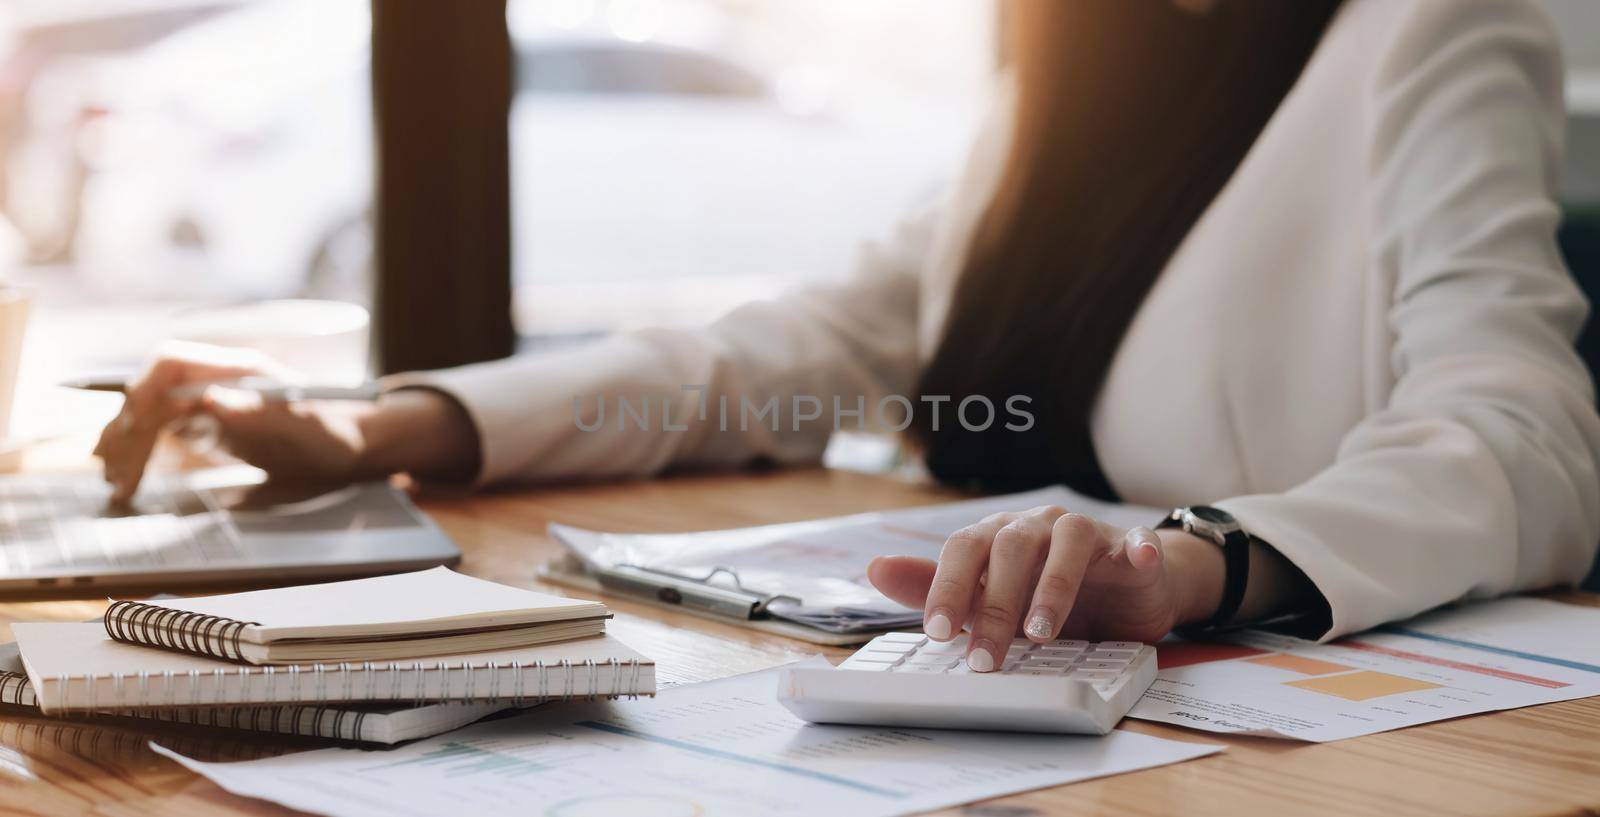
(0, 0, 1594, 447)
(0, 0, 990, 377)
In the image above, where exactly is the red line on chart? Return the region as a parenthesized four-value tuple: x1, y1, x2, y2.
(1332, 641, 1569, 689)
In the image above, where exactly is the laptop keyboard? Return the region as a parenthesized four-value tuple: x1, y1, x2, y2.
(0, 477, 246, 573)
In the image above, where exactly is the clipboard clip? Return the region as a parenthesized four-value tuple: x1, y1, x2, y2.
(590, 563, 802, 620)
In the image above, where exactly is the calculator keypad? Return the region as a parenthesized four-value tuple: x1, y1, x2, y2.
(838, 634, 1141, 688)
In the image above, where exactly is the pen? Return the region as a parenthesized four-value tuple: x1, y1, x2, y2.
(60, 375, 382, 402)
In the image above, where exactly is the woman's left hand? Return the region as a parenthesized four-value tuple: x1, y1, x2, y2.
(867, 504, 1221, 672)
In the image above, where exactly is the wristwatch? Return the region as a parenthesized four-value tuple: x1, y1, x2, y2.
(1158, 506, 1254, 634)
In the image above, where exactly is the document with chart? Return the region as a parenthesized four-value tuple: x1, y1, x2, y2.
(549, 485, 1164, 633)
(155, 661, 1221, 817)
(1129, 597, 1600, 741)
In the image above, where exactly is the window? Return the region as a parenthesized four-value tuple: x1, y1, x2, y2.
(505, 0, 996, 336)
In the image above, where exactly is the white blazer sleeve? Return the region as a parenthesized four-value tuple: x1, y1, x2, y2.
(386, 208, 933, 484)
(1217, 0, 1600, 639)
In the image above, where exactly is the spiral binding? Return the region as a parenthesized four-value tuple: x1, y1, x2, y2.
(0, 718, 283, 762)
(0, 671, 35, 708)
(43, 658, 653, 715)
(103, 599, 258, 662)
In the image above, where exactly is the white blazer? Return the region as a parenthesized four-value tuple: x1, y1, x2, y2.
(398, 0, 1600, 639)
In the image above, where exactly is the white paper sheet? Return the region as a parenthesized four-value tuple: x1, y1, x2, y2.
(550, 485, 1165, 632)
(1129, 596, 1600, 741)
(156, 661, 1221, 817)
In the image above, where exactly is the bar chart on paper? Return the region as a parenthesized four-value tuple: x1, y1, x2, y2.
(1281, 670, 1441, 702)
(154, 663, 1220, 817)
(370, 741, 551, 779)
(1130, 597, 1600, 741)
(375, 735, 713, 817)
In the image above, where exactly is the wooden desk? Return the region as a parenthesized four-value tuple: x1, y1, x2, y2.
(0, 467, 1596, 817)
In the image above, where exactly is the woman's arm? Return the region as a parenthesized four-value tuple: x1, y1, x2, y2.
(96, 204, 939, 495)
(354, 388, 481, 482)
(383, 204, 935, 484)
(97, 223, 930, 494)
(1217, 0, 1600, 639)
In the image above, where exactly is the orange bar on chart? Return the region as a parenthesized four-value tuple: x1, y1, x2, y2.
(1245, 653, 1353, 676)
(1286, 671, 1442, 701)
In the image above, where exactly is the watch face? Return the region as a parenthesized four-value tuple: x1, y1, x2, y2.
(1189, 506, 1235, 526)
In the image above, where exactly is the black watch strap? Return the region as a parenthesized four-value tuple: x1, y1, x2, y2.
(1160, 506, 1252, 635)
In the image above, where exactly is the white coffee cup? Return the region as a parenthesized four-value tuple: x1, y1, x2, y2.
(169, 299, 371, 386)
(0, 289, 31, 443)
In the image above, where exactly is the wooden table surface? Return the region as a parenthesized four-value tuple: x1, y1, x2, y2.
(0, 464, 1597, 817)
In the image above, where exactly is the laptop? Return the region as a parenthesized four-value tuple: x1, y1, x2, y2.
(0, 466, 459, 591)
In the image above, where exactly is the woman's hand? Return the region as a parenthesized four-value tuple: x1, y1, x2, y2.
(94, 343, 479, 502)
(867, 504, 1226, 672)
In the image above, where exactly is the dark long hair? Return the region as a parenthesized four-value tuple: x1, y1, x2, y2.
(912, 0, 1344, 497)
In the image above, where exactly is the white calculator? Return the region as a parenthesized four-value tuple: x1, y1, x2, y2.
(777, 633, 1157, 735)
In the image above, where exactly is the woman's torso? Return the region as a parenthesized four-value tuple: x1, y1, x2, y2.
(917, 0, 1405, 507)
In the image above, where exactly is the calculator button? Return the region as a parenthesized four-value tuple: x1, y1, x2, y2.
(1051, 640, 1089, 649)
(848, 654, 902, 665)
(905, 655, 959, 669)
(895, 664, 950, 674)
(839, 660, 894, 672)
(879, 632, 927, 644)
(1004, 645, 1033, 658)
(861, 644, 916, 657)
(920, 640, 968, 656)
(1099, 642, 1142, 650)
(1019, 665, 1072, 675)
(1076, 670, 1120, 682)
(1020, 658, 1074, 669)
(1034, 647, 1083, 659)
(1079, 660, 1126, 671)
(1089, 649, 1137, 660)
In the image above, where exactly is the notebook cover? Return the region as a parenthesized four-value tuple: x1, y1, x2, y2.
(109, 566, 605, 642)
(15, 622, 655, 714)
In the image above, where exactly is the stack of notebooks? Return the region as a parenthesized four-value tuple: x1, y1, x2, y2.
(0, 567, 655, 744)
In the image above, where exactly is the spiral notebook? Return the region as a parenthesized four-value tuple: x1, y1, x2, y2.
(101, 567, 609, 664)
(0, 641, 512, 744)
(14, 622, 655, 714)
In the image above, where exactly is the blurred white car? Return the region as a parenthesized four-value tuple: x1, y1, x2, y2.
(37, 0, 371, 299)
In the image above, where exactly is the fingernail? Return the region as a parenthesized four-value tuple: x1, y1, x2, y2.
(925, 611, 953, 641)
(967, 642, 997, 673)
(1025, 610, 1053, 640)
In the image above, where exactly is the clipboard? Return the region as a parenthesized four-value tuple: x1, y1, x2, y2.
(538, 555, 883, 647)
